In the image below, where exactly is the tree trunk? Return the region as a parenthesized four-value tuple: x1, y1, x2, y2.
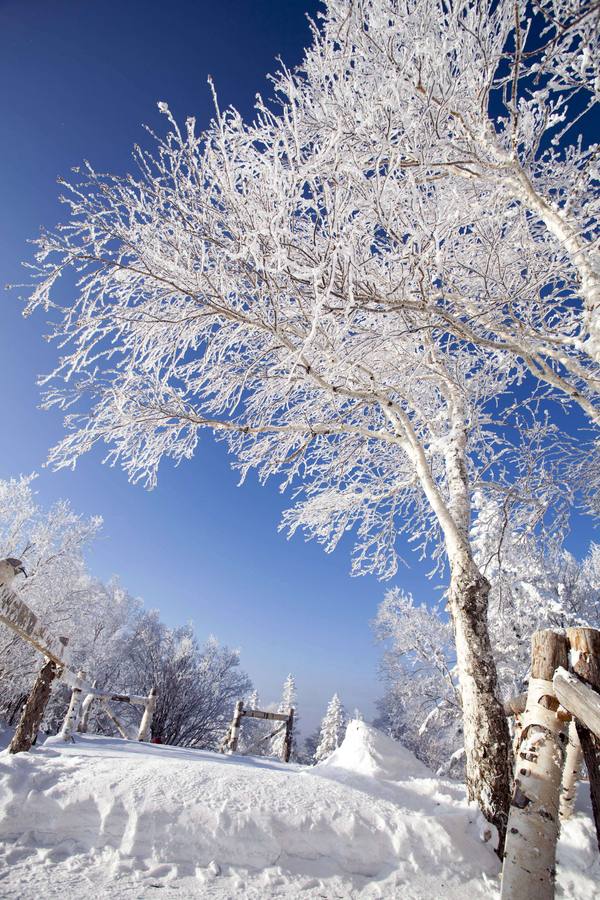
(501, 630, 569, 900)
(59, 671, 84, 741)
(225, 700, 244, 754)
(78, 680, 98, 734)
(566, 627, 600, 852)
(448, 554, 512, 849)
(282, 707, 295, 763)
(403, 400, 511, 842)
(559, 721, 582, 821)
(137, 686, 157, 742)
(9, 657, 60, 754)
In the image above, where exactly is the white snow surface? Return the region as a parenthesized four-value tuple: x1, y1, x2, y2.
(0, 720, 597, 898)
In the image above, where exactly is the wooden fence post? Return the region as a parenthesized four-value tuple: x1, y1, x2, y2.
(566, 626, 600, 851)
(282, 707, 295, 763)
(78, 679, 98, 734)
(559, 721, 582, 821)
(501, 630, 568, 900)
(137, 686, 157, 742)
(226, 700, 244, 754)
(59, 670, 85, 741)
(9, 657, 61, 753)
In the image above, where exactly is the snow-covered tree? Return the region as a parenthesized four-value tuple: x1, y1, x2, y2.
(271, 673, 297, 759)
(21, 0, 599, 833)
(375, 499, 600, 771)
(472, 494, 600, 699)
(373, 590, 463, 773)
(125, 615, 252, 748)
(0, 474, 102, 724)
(315, 693, 347, 763)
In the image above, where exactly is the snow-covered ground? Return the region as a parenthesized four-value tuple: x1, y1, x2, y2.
(0, 721, 597, 898)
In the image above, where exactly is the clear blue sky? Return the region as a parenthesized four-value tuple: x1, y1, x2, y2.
(0, 0, 596, 736)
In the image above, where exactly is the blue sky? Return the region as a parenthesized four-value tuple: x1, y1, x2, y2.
(0, 0, 413, 734)
(0, 0, 596, 737)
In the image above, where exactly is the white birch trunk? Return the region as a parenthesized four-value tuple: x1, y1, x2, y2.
(9, 657, 61, 753)
(442, 400, 511, 839)
(448, 555, 512, 839)
(137, 686, 157, 742)
(501, 632, 569, 900)
(60, 671, 85, 741)
(559, 721, 582, 822)
(226, 700, 244, 754)
(393, 394, 511, 841)
(78, 679, 97, 734)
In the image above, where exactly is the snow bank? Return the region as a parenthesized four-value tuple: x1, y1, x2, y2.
(319, 719, 432, 780)
(0, 725, 597, 898)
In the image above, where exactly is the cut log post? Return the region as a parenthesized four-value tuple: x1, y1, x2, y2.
(59, 670, 85, 741)
(559, 721, 582, 821)
(566, 627, 600, 852)
(78, 679, 98, 734)
(9, 657, 62, 753)
(137, 686, 157, 742)
(501, 630, 569, 900)
(226, 700, 244, 754)
(282, 707, 295, 763)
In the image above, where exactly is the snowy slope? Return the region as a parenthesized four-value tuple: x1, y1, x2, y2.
(0, 721, 597, 899)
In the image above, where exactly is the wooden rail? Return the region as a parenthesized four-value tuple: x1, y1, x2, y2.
(0, 584, 156, 751)
(0, 586, 69, 666)
(553, 667, 600, 739)
(222, 702, 295, 761)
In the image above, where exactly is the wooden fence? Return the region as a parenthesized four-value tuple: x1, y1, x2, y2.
(221, 700, 295, 762)
(0, 583, 156, 752)
(501, 627, 600, 899)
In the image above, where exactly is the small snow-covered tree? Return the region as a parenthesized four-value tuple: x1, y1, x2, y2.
(22, 0, 599, 833)
(373, 590, 463, 772)
(315, 693, 347, 763)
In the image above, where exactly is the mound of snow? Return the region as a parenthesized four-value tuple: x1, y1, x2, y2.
(0, 733, 597, 899)
(319, 719, 432, 780)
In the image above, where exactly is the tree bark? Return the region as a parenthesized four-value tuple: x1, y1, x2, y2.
(283, 707, 295, 763)
(501, 630, 569, 900)
(447, 554, 512, 848)
(566, 627, 600, 852)
(78, 679, 97, 734)
(59, 671, 85, 741)
(226, 699, 244, 754)
(559, 721, 582, 821)
(9, 657, 60, 754)
(137, 686, 157, 742)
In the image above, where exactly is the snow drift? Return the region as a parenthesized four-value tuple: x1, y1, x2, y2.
(319, 719, 432, 780)
(0, 721, 597, 898)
